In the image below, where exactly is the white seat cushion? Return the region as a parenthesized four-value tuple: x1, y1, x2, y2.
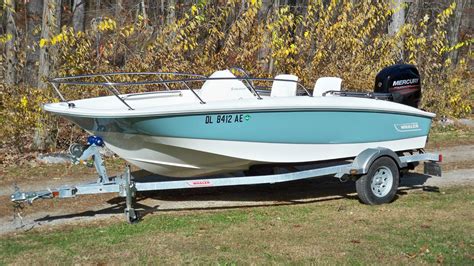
(313, 77, 342, 96)
(270, 74, 298, 97)
(199, 70, 253, 101)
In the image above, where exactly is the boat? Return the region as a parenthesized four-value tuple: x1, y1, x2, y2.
(44, 64, 435, 178)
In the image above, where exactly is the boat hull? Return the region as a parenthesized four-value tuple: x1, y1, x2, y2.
(63, 110, 433, 177)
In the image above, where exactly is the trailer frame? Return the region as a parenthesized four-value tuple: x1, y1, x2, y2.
(11, 144, 442, 223)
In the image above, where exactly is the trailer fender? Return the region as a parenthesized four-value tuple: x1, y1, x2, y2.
(351, 148, 407, 175)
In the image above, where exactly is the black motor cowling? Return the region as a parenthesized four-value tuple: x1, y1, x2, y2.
(374, 64, 421, 108)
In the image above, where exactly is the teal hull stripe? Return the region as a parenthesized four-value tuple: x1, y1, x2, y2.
(68, 110, 432, 144)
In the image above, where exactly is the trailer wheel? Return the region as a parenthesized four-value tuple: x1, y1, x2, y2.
(356, 157, 399, 205)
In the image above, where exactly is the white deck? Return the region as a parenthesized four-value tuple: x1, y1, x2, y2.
(44, 90, 435, 119)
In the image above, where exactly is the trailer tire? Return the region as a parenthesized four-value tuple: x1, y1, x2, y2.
(356, 157, 399, 205)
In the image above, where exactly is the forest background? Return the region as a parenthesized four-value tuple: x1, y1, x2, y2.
(0, 0, 472, 157)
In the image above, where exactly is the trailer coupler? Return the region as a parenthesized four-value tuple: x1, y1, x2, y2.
(10, 168, 138, 222)
(11, 186, 78, 204)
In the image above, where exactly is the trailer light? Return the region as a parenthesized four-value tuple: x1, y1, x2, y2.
(52, 191, 59, 197)
(438, 154, 443, 163)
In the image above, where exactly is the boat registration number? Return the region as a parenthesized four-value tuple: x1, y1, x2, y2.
(205, 114, 250, 124)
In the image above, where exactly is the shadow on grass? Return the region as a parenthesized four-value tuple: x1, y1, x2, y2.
(34, 172, 439, 223)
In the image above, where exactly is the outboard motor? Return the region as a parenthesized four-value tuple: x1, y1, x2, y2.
(374, 64, 421, 108)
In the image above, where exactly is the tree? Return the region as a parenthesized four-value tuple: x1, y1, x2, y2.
(72, 0, 85, 32)
(25, 0, 44, 87)
(448, 0, 468, 64)
(388, 0, 405, 61)
(140, 0, 147, 22)
(388, 0, 406, 35)
(115, 0, 123, 23)
(160, 0, 165, 25)
(5, 0, 17, 85)
(35, 0, 61, 150)
(38, 0, 61, 89)
(167, 0, 176, 24)
(258, 0, 273, 73)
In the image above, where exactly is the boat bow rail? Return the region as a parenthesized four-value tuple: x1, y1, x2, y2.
(48, 70, 311, 110)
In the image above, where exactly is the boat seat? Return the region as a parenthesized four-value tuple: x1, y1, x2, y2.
(199, 70, 254, 101)
(313, 77, 342, 96)
(270, 74, 298, 97)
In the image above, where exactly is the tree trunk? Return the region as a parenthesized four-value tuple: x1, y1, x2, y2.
(388, 0, 405, 61)
(167, 0, 176, 24)
(5, 0, 17, 85)
(38, 0, 61, 89)
(160, 0, 165, 25)
(388, 0, 405, 36)
(72, 0, 85, 32)
(267, 0, 281, 74)
(115, 0, 123, 23)
(25, 0, 44, 87)
(140, 0, 147, 22)
(258, 0, 272, 20)
(405, 0, 420, 25)
(449, 0, 467, 64)
(36, 0, 61, 150)
(149, 0, 158, 25)
(258, 0, 272, 73)
(273, 0, 280, 8)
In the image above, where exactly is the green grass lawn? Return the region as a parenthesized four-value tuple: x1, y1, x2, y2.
(428, 124, 474, 148)
(1, 186, 472, 264)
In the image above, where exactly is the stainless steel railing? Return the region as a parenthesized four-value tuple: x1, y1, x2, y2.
(49, 71, 311, 110)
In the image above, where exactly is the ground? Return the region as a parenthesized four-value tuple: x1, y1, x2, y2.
(0, 130, 472, 263)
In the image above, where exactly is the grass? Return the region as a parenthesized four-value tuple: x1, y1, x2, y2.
(427, 124, 474, 148)
(0, 157, 126, 186)
(0, 186, 472, 264)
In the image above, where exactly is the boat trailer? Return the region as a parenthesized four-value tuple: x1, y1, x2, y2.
(11, 140, 442, 223)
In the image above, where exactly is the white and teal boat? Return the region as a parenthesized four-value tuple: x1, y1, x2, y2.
(45, 65, 434, 178)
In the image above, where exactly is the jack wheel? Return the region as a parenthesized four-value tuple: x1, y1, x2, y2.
(356, 157, 399, 205)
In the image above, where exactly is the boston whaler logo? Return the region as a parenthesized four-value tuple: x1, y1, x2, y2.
(187, 180, 212, 187)
(392, 78, 419, 86)
(394, 122, 421, 132)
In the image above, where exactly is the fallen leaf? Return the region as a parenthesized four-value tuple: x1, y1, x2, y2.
(419, 244, 430, 255)
(437, 254, 444, 264)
